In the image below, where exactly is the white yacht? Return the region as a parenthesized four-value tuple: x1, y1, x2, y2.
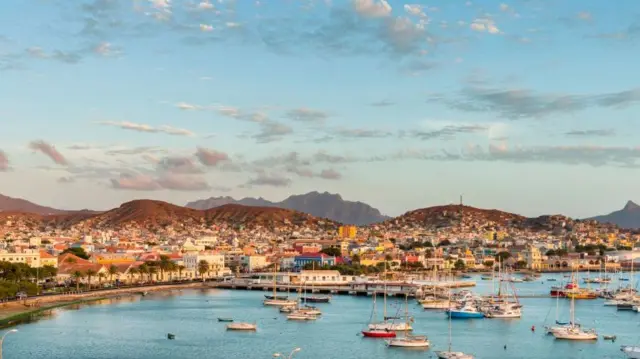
(621, 345, 640, 359)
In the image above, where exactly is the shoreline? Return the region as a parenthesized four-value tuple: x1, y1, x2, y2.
(0, 282, 207, 328)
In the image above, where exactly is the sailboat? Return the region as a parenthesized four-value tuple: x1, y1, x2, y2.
(368, 262, 412, 331)
(436, 290, 474, 358)
(484, 266, 522, 319)
(287, 282, 321, 320)
(552, 270, 597, 340)
(385, 294, 429, 348)
(545, 277, 572, 335)
(362, 291, 396, 338)
(300, 263, 331, 303)
(263, 263, 296, 307)
(420, 268, 451, 310)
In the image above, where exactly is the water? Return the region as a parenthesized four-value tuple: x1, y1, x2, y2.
(2, 273, 639, 359)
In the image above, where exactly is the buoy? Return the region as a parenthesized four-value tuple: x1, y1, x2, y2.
(531, 325, 535, 332)
(504, 345, 507, 350)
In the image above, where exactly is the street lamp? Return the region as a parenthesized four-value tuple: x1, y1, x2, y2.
(0, 329, 18, 359)
(273, 347, 301, 359)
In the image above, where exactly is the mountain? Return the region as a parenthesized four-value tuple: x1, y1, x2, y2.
(0, 194, 68, 215)
(587, 200, 640, 229)
(0, 199, 337, 233)
(185, 191, 390, 225)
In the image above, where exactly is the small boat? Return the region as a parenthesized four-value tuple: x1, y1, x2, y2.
(167, 333, 175, 340)
(436, 352, 474, 359)
(264, 298, 297, 307)
(622, 345, 640, 358)
(480, 275, 492, 281)
(553, 327, 598, 340)
(446, 303, 484, 319)
(362, 330, 396, 338)
(264, 295, 288, 300)
(460, 274, 472, 279)
(617, 302, 635, 311)
(287, 312, 318, 321)
(603, 335, 617, 340)
(386, 334, 430, 348)
(621, 278, 630, 281)
(300, 295, 331, 303)
(217, 317, 233, 322)
(226, 322, 257, 331)
(547, 278, 557, 282)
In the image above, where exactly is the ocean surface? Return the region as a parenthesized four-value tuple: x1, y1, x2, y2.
(2, 273, 640, 359)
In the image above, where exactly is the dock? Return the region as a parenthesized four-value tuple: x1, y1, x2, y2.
(209, 279, 476, 298)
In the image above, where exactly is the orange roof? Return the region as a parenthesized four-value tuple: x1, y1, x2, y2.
(39, 250, 54, 259)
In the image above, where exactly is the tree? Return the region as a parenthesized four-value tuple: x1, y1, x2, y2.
(148, 266, 157, 282)
(454, 259, 466, 270)
(138, 264, 149, 283)
(108, 265, 118, 284)
(128, 267, 138, 284)
(384, 254, 393, 262)
(158, 255, 172, 281)
(438, 240, 451, 247)
(61, 247, 90, 260)
(85, 269, 96, 289)
(320, 247, 341, 257)
(350, 254, 360, 264)
(483, 260, 494, 268)
(98, 272, 106, 286)
(198, 260, 210, 282)
(545, 249, 556, 256)
(495, 252, 511, 263)
(177, 265, 185, 280)
(516, 260, 528, 269)
(72, 271, 84, 292)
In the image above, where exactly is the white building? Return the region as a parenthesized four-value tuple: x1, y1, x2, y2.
(183, 252, 226, 277)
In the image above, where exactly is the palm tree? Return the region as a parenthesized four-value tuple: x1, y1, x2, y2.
(138, 264, 149, 283)
(108, 265, 118, 284)
(85, 269, 96, 289)
(148, 266, 157, 282)
(166, 262, 177, 282)
(198, 260, 210, 282)
(98, 272, 106, 287)
(72, 271, 84, 292)
(159, 255, 171, 282)
(128, 267, 139, 284)
(177, 265, 185, 280)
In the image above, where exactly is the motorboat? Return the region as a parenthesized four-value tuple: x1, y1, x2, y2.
(265, 294, 288, 300)
(484, 306, 521, 318)
(436, 352, 474, 359)
(446, 303, 484, 319)
(386, 334, 430, 348)
(300, 295, 331, 303)
(226, 322, 257, 331)
(420, 296, 451, 310)
(217, 317, 233, 322)
(621, 345, 640, 358)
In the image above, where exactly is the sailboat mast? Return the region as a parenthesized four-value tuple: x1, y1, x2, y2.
(383, 261, 387, 319)
(447, 289, 452, 352)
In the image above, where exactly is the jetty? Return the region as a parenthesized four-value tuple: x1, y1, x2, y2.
(208, 278, 475, 298)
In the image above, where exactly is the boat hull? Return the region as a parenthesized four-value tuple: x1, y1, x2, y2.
(386, 338, 430, 348)
(263, 299, 297, 306)
(446, 310, 484, 319)
(621, 345, 640, 359)
(362, 330, 396, 338)
(435, 351, 474, 359)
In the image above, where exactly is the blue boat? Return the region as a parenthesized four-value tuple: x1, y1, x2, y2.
(445, 304, 484, 319)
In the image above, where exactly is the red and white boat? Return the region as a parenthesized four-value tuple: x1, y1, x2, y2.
(550, 282, 578, 297)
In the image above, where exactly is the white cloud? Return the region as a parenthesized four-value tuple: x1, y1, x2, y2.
(198, 1, 214, 10)
(354, 0, 392, 18)
(470, 18, 500, 34)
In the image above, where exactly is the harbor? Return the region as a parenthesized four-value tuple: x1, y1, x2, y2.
(2, 271, 640, 358)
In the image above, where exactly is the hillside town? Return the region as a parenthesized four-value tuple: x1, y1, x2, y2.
(1, 201, 640, 299)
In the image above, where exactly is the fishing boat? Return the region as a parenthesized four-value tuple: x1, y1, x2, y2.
(435, 289, 474, 359)
(446, 303, 484, 319)
(565, 289, 598, 300)
(300, 295, 331, 303)
(217, 317, 233, 322)
(547, 278, 557, 282)
(226, 322, 257, 331)
(385, 295, 429, 348)
(480, 275, 492, 280)
(552, 277, 597, 341)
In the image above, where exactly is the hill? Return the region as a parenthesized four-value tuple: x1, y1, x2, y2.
(0, 199, 338, 234)
(0, 194, 68, 215)
(587, 201, 640, 229)
(186, 191, 389, 225)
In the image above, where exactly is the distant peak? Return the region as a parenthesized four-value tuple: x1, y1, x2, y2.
(624, 200, 640, 211)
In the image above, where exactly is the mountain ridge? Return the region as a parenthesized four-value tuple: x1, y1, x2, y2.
(587, 200, 640, 229)
(185, 191, 390, 225)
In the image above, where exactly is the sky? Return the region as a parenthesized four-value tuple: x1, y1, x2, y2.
(1, 0, 640, 218)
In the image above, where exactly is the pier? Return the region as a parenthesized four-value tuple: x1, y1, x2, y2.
(208, 279, 476, 298)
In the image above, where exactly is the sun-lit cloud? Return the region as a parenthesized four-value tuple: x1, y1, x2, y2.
(28, 140, 69, 165)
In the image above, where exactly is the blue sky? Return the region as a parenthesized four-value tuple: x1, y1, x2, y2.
(1, 0, 640, 218)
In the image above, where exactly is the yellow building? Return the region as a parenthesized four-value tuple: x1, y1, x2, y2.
(39, 251, 58, 268)
(94, 254, 136, 265)
(338, 225, 357, 239)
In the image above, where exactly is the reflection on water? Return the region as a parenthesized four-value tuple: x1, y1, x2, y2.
(1, 276, 638, 359)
